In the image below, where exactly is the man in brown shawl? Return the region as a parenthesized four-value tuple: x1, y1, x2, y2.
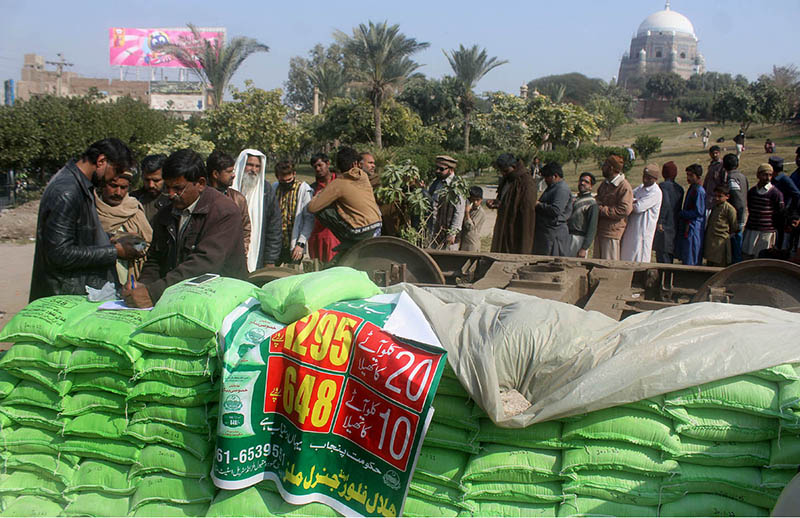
(95, 170, 153, 282)
(489, 153, 537, 254)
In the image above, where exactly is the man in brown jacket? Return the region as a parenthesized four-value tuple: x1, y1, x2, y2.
(306, 146, 382, 252)
(594, 154, 634, 260)
(489, 153, 537, 254)
(206, 150, 251, 256)
(123, 149, 248, 307)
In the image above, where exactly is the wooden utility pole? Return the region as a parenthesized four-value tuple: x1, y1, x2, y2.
(45, 53, 74, 97)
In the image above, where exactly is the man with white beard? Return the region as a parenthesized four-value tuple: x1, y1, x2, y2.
(232, 149, 281, 271)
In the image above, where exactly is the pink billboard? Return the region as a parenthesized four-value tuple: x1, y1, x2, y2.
(109, 27, 225, 68)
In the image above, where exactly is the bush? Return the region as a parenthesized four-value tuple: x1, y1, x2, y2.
(632, 135, 663, 162)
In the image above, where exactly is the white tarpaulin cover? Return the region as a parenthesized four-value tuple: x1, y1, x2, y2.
(384, 284, 800, 428)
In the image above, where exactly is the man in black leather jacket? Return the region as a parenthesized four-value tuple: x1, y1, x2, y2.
(29, 138, 144, 301)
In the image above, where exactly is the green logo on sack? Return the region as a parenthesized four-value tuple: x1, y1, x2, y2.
(245, 327, 267, 344)
(222, 413, 245, 427)
(223, 394, 243, 411)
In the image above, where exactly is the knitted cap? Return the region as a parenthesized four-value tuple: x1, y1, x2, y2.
(661, 161, 678, 179)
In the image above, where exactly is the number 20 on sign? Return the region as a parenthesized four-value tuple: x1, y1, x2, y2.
(269, 310, 362, 372)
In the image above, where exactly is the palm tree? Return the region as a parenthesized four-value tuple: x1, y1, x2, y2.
(305, 60, 347, 112)
(443, 45, 508, 152)
(335, 21, 429, 148)
(162, 24, 269, 109)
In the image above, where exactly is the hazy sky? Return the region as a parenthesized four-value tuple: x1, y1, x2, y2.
(2, 0, 798, 96)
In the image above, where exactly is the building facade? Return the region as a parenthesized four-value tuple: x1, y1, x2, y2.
(13, 53, 208, 118)
(617, 2, 705, 89)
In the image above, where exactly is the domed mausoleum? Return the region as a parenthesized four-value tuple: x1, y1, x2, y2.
(617, 1, 705, 88)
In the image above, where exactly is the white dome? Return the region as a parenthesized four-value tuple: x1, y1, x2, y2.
(637, 7, 696, 38)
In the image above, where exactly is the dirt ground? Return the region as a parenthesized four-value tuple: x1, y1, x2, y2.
(0, 200, 38, 242)
(0, 201, 38, 347)
(0, 242, 34, 350)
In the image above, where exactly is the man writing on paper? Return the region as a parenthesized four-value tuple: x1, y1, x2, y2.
(124, 149, 247, 307)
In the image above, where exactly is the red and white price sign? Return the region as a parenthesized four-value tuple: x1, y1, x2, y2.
(332, 378, 420, 471)
(348, 322, 442, 413)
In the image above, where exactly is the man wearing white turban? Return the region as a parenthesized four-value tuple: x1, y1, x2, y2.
(232, 149, 281, 271)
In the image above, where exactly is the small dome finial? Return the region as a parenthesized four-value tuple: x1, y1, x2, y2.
(665, 0, 671, 10)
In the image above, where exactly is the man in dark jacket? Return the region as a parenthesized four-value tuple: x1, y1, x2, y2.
(768, 156, 800, 250)
(653, 161, 684, 264)
(124, 149, 248, 307)
(489, 153, 537, 254)
(30, 138, 142, 301)
(534, 162, 572, 256)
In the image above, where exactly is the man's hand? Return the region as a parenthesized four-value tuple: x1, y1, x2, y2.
(446, 235, 456, 246)
(577, 248, 587, 258)
(114, 241, 146, 261)
(657, 224, 664, 232)
(486, 199, 499, 209)
(121, 283, 153, 308)
(291, 245, 304, 262)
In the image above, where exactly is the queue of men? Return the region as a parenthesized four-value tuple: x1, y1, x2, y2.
(480, 145, 800, 268)
(31, 139, 383, 309)
(30, 138, 800, 309)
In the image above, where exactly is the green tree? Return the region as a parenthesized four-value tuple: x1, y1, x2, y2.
(443, 44, 508, 153)
(0, 93, 175, 183)
(335, 21, 429, 149)
(752, 76, 791, 124)
(712, 85, 758, 130)
(305, 60, 347, 112)
(376, 160, 467, 247)
(308, 97, 441, 149)
(474, 92, 599, 153)
(473, 92, 531, 153)
(163, 24, 269, 109)
(686, 71, 736, 92)
(528, 95, 600, 149)
(397, 75, 463, 149)
(202, 82, 299, 160)
(284, 43, 349, 113)
(587, 93, 631, 141)
(526, 73, 606, 105)
(645, 72, 686, 100)
(632, 135, 662, 162)
(146, 123, 214, 157)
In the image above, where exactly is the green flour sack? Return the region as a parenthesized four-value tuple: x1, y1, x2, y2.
(138, 277, 256, 338)
(0, 296, 99, 345)
(257, 267, 381, 324)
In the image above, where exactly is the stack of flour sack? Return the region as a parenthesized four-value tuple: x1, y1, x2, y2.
(0, 275, 799, 517)
(402, 364, 800, 517)
(0, 277, 256, 517)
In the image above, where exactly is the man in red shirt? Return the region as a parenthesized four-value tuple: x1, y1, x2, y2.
(308, 153, 340, 263)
